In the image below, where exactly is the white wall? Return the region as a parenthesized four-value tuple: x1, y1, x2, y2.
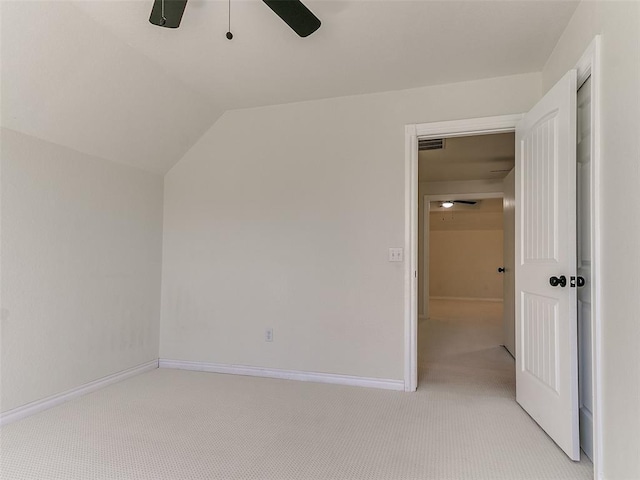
(429, 230, 503, 300)
(421, 179, 504, 197)
(542, 2, 640, 478)
(0, 128, 164, 412)
(429, 200, 504, 300)
(161, 73, 540, 381)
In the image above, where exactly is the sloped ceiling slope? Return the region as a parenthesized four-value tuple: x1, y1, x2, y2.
(1, 1, 219, 173)
(1, 1, 579, 174)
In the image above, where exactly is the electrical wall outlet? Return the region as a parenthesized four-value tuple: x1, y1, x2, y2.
(265, 328, 273, 342)
(388, 248, 404, 262)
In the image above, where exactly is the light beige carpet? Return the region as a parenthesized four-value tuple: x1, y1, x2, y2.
(0, 300, 592, 479)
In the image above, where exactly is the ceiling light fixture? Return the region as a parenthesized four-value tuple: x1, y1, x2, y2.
(441, 201, 454, 209)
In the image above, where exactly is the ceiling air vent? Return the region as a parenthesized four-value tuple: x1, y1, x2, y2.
(418, 138, 445, 151)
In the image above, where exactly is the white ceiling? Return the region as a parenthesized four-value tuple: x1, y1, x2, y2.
(419, 132, 515, 182)
(1, 1, 220, 173)
(1, 1, 579, 173)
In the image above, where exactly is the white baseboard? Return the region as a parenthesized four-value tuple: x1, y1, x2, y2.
(159, 359, 405, 391)
(0, 359, 158, 427)
(429, 296, 503, 303)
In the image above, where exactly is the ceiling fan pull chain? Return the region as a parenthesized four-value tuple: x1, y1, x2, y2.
(149, 0, 319, 36)
(226, 0, 233, 40)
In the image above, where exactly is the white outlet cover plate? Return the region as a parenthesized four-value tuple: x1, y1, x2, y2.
(388, 248, 404, 262)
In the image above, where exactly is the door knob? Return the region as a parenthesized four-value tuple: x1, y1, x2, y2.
(549, 275, 567, 287)
(498, 267, 505, 273)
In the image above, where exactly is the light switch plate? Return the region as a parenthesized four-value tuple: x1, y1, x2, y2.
(388, 248, 404, 262)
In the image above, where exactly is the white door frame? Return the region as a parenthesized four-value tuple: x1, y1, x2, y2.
(404, 113, 523, 394)
(404, 35, 602, 479)
(423, 191, 503, 316)
(575, 36, 602, 478)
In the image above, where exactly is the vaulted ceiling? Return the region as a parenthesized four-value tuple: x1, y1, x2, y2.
(1, 1, 579, 173)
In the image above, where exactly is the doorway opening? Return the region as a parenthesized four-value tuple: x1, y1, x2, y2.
(417, 132, 516, 414)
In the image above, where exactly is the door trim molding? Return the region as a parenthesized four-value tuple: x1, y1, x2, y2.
(575, 35, 603, 479)
(415, 114, 524, 139)
(404, 114, 523, 392)
(404, 124, 419, 392)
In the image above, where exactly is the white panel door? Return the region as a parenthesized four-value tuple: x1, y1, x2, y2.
(503, 168, 516, 357)
(515, 70, 579, 461)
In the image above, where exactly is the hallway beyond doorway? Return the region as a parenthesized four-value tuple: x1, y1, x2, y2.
(420, 299, 511, 395)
